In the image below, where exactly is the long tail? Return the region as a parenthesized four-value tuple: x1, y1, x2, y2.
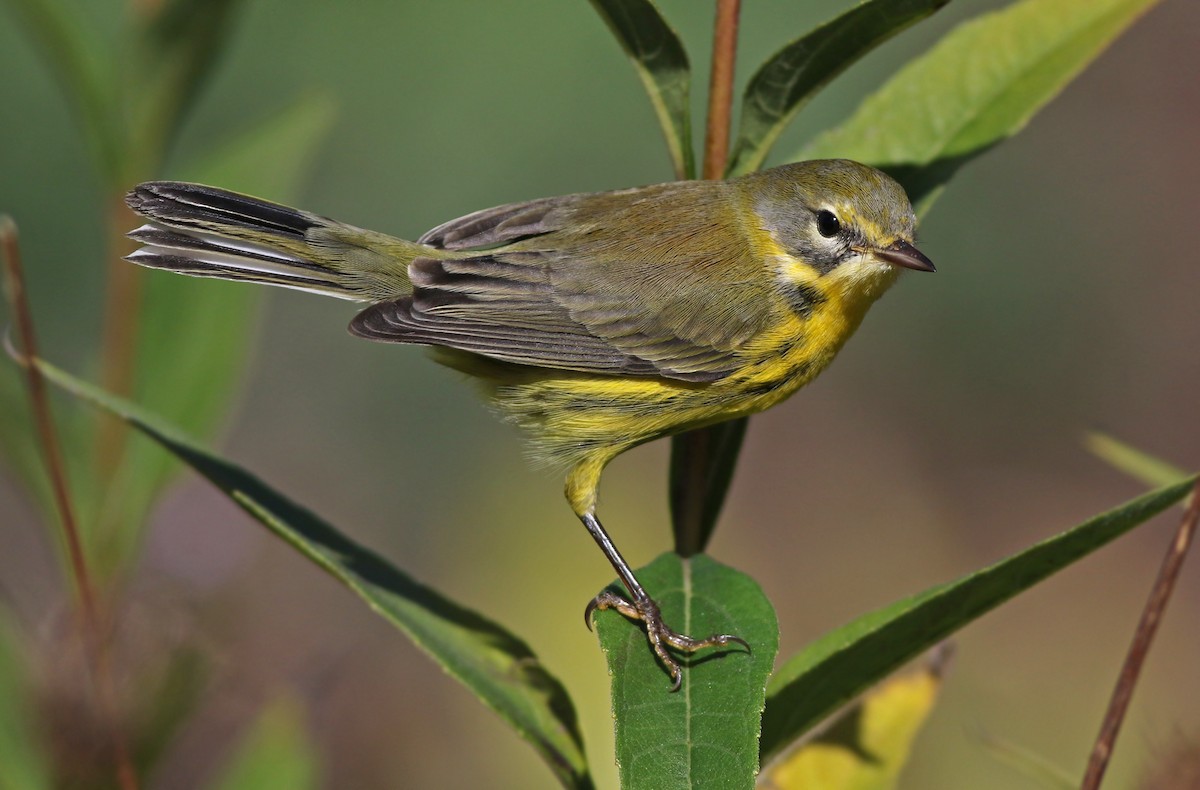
(125, 182, 422, 301)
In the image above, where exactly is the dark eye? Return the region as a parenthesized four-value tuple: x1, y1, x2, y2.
(816, 210, 841, 238)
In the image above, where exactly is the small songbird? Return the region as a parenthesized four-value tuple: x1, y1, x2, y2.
(125, 159, 933, 689)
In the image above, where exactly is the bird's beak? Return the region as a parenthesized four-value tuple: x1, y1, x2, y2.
(874, 239, 935, 272)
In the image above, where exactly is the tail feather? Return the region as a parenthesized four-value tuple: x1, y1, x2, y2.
(125, 181, 417, 301)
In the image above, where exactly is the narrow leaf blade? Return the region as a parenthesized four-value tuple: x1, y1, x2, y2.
(94, 93, 336, 568)
(669, 418, 747, 556)
(36, 359, 592, 790)
(1085, 432, 1190, 490)
(800, 0, 1162, 212)
(589, 0, 693, 179)
(759, 476, 1196, 765)
(594, 553, 778, 789)
(728, 0, 952, 177)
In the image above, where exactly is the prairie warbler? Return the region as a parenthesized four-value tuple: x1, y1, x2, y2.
(125, 159, 933, 689)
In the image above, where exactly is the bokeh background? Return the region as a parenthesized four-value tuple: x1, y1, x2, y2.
(2, 0, 1198, 787)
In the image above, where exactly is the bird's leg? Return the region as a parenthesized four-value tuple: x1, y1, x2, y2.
(579, 510, 750, 691)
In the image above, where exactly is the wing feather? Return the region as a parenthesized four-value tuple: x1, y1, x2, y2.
(355, 180, 781, 382)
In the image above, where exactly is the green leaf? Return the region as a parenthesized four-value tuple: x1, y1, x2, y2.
(210, 696, 318, 790)
(594, 553, 778, 789)
(176, 92, 337, 196)
(589, 0, 693, 179)
(800, 0, 1163, 213)
(759, 648, 948, 790)
(759, 476, 1197, 766)
(0, 612, 51, 790)
(34, 358, 593, 790)
(93, 93, 336, 572)
(668, 418, 747, 556)
(1085, 432, 1190, 490)
(727, 0, 952, 177)
(126, 0, 246, 172)
(3, 0, 123, 178)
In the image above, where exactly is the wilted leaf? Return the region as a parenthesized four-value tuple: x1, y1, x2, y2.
(759, 647, 948, 790)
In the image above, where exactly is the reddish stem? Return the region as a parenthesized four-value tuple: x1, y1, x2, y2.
(1080, 481, 1200, 789)
(702, 0, 741, 179)
(1, 218, 140, 790)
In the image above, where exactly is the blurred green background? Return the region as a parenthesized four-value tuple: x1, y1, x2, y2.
(1, 0, 1198, 787)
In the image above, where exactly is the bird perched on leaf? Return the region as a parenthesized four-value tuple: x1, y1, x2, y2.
(125, 159, 934, 689)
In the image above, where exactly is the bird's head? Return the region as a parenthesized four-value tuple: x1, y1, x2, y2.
(743, 159, 934, 308)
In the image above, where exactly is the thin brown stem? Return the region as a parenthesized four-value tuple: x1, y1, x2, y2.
(1, 218, 140, 790)
(702, 0, 740, 179)
(1080, 481, 1200, 789)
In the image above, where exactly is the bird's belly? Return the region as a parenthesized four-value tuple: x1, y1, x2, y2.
(486, 328, 842, 470)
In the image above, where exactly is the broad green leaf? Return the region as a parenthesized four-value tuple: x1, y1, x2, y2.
(92, 93, 336, 573)
(727, 0, 952, 177)
(1086, 433, 1190, 490)
(801, 0, 1162, 212)
(669, 418, 747, 556)
(758, 648, 947, 790)
(210, 696, 318, 790)
(0, 612, 50, 790)
(589, 0, 693, 179)
(594, 553, 778, 789)
(759, 476, 1196, 765)
(34, 358, 592, 790)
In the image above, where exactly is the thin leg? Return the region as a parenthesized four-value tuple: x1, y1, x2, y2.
(579, 511, 749, 691)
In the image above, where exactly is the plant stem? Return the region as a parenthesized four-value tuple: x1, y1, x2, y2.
(1080, 481, 1200, 789)
(669, 0, 744, 557)
(1, 218, 140, 790)
(702, 0, 740, 179)
(95, 193, 141, 481)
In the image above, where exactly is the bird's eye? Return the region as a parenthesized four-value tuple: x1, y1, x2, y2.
(816, 210, 841, 238)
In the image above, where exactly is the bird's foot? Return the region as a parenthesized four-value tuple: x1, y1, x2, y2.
(585, 589, 750, 692)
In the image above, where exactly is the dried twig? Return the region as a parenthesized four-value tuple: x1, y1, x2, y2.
(1081, 481, 1200, 789)
(1, 217, 140, 790)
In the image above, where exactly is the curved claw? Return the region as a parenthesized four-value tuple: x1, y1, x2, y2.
(585, 588, 750, 691)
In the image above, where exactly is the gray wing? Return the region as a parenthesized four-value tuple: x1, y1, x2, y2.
(350, 254, 724, 382)
(356, 183, 776, 381)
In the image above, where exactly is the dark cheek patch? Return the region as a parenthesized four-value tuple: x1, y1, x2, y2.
(784, 281, 827, 318)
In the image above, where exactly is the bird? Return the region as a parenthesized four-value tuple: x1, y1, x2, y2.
(124, 158, 934, 689)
